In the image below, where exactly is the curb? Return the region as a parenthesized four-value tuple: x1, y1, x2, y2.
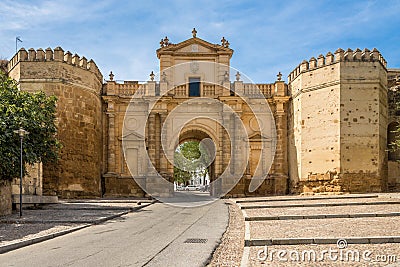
(0, 201, 155, 254)
(0, 225, 90, 254)
(245, 212, 400, 221)
(235, 194, 378, 204)
(240, 200, 400, 210)
(244, 236, 400, 246)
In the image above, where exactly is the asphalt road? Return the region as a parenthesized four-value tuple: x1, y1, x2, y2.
(1, 197, 228, 267)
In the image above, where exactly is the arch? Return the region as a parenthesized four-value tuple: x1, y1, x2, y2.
(178, 124, 219, 145)
(175, 126, 228, 197)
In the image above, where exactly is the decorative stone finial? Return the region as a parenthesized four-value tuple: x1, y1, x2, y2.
(150, 71, 155, 81)
(192, 28, 197, 38)
(109, 71, 114, 81)
(221, 37, 229, 48)
(277, 72, 282, 81)
(164, 36, 169, 46)
(235, 71, 241, 81)
(224, 71, 229, 82)
(160, 36, 171, 48)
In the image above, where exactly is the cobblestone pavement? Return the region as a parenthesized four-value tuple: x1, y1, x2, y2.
(208, 193, 400, 267)
(0, 199, 152, 250)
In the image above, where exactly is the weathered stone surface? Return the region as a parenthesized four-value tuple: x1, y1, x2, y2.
(12, 163, 42, 196)
(0, 180, 12, 216)
(8, 50, 103, 198)
(288, 49, 389, 194)
(4, 37, 400, 199)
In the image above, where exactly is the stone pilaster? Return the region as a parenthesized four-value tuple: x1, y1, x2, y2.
(155, 113, 161, 170)
(159, 113, 169, 175)
(147, 113, 156, 172)
(272, 97, 290, 194)
(106, 112, 116, 174)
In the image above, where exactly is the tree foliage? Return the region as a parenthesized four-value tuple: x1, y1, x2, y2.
(173, 141, 211, 184)
(0, 71, 60, 180)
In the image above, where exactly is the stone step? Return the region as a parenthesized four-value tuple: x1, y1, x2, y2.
(235, 194, 378, 204)
(244, 203, 400, 218)
(245, 212, 400, 221)
(245, 236, 400, 246)
(12, 195, 58, 204)
(63, 199, 152, 204)
(249, 217, 400, 241)
(240, 200, 400, 209)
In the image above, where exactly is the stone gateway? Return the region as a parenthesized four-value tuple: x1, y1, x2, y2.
(5, 30, 400, 198)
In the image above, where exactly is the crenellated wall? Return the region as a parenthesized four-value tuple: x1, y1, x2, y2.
(288, 48, 387, 83)
(288, 48, 388, 194)
(3, 38, 398, 199)
(8, 47, 103, 198)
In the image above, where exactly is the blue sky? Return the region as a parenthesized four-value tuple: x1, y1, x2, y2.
(0, 0, 399, 82)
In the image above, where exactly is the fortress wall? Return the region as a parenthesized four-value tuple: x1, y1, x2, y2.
(339, 60, 388, 192)
(289, 48, 388, 194)
(8, 47, 103, 198)
(288, 59, 341, 191)
(388, 69, 400, 191)
(287, 73, 302, 184)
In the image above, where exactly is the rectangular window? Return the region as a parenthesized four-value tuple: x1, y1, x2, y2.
(189, 77, 200, 97)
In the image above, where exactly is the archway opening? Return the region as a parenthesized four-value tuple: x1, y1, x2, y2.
(174, 129, 218, 196)
(174, 141, 210, 190)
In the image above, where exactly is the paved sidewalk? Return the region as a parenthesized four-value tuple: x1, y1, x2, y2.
(0, 198, 154, 254)
(208, 193, 400, 267)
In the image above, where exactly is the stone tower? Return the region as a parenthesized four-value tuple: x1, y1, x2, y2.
(288, 48, 388, 193)
(8, 47, 103, 198)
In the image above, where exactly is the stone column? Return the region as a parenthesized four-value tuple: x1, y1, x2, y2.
(159, 113, 169, 175)
(220, 112, 234, 196)
(272, 100, 288, 194)
(106, 112, 116, 174)
(155, 113, 161, 170)
(147, 113, 156, 173)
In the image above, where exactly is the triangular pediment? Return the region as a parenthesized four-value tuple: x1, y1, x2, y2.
(157, 37, 233, 58)
(118, 132, 145, 141)
(248, 133, 274, 141)
(249, 133, 262, 141)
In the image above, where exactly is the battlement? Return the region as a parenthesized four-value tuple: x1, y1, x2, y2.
(7, 47, 102, 81)
(288, 48, 387, 83)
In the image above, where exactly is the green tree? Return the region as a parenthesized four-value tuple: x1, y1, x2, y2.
(173, 165, 192, 185)
(173, 141, 211, 184)
(0, 71, 60, 180)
